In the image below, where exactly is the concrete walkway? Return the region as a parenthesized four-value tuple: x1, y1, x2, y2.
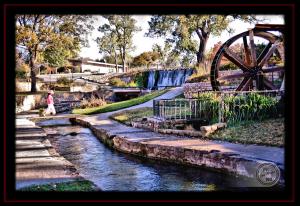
(72, 87, 284, 181)
(15, 118, 80, 189)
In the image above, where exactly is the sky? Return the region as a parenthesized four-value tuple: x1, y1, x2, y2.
(79, 15, 284, 60)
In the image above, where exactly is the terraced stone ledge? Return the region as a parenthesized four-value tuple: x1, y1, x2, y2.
(71, 116, 284, 184)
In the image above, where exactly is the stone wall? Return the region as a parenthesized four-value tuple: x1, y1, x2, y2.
(72, 116, 284, 182)
(16, 92, 88, 113)
(16, 82, 46, 92)
(131, 117, 226, 138)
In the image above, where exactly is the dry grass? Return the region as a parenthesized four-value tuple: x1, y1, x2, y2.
(209, 118, 284, 147)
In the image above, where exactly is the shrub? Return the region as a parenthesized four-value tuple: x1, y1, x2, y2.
(110, 78, 127, 87)
(78, 95, 107, 109)
(128, 81, 137, 87)
(219, 62, 238, 71)
(223, 93, 279, 123)
(57, 77, 72, 85)
(16, 70, 27, 79)
(134, 72, 149, 88)
(197, 92, 280, 125)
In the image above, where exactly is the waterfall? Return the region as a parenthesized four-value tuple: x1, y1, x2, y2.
(147, 68, 194, 90)
(147, 71, 156, 90)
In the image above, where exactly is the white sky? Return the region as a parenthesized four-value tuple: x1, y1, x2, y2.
(80, 15, 284, 60)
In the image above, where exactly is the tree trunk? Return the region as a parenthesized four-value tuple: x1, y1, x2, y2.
(196, 36, 208, 65)
(114, 50, 118, 73)
(121, 48, 126, 73)
(29, 51, 37, 92)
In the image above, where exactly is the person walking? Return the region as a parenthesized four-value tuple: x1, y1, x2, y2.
(45, 90, 56, 115)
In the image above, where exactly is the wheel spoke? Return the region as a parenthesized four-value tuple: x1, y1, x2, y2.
(249, 30, 257, 66)
(263, 76, 277, 90)
(223, 46, 250, 72)
(236, 77, 252, 91)
(257, 42, 272, 64)
(243, 36, 251, 66)
(258, 40, 281, 67)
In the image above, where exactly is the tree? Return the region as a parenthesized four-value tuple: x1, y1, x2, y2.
(152, 42, 172, 68)
(98, 15, 141, 72)
(16, 15, 95, 92)
(147, 15, 258, 66)
(132, 51, 159, 68)
(96, 28, 119, 72)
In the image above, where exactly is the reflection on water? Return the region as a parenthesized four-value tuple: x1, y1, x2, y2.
(41, 120, 258, 191)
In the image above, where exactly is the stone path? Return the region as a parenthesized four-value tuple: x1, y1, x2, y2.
(15, 118, 80, 189)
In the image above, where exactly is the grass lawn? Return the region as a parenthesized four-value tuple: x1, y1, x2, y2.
(109, 107, 153, 125)
(19, 180, 99, 192)
(72, 89, 168, 115)
(209, 118, 284, 147)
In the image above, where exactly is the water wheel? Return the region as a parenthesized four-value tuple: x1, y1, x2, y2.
(210, 24, 285, 91)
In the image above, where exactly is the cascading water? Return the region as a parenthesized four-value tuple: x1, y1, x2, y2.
(147, 68, 194, 90)
(147, 71, 156, 90)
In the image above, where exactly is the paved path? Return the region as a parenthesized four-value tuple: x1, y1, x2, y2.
(15, 118, 80, 189)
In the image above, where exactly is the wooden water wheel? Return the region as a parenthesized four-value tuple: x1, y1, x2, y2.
(210, 24, 285, 91)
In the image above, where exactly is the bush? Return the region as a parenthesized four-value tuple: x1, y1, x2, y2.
(219, 62, 238, 71)
(16, 70, 27, 79)
(223, 93, 279, 123)
(78, 95, 107, 109)
(110, 78, 127, 87)
(128, 81, 137, 87)
(197, 92, 280, 125)
(57, 77, 72, 85)
(134, 72, 149, 88)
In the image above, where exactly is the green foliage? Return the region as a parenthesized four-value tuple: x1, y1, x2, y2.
(197, 93, 220, 123)
(152, 42, 172, 68)
(57, 77, 72, 85)
(98, 15, 141, 69)
(109, 78, 127, 87)
(134, 72, 149, 88)
(223, 93, 279, 124)
(147, 15, 259, 64)
(110, 107, 153, 126)
(72, 89, 168, 115)
(128, 81, 138, 87)
(219, 62, 238, 71)
(16, 70, 27, 79)
(16, 62, 30, 79)
(19, 180, 97, 192)
(132, 51, 159, 68)
(197, 92, 280, 125)
(16, 15, 95, 91)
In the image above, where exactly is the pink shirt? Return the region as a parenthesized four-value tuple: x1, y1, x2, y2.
(47, 95, 54, 105)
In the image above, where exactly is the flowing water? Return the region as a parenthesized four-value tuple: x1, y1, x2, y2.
(38, 119, 263, 191)
(147, 69, 194, 90)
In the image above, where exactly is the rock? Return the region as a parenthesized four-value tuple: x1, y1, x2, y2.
(211, 125, 218, 131)
(200, 126, 211, 133)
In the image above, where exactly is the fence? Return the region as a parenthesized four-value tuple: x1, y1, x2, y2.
(153, 90, 284, 125)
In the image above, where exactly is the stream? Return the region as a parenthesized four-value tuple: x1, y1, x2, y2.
(37, 118, 263, 191)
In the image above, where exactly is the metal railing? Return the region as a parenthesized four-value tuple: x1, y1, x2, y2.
(153, 90, 284, 125)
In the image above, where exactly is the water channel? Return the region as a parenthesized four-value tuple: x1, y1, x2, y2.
(37, 118, 264, 191)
